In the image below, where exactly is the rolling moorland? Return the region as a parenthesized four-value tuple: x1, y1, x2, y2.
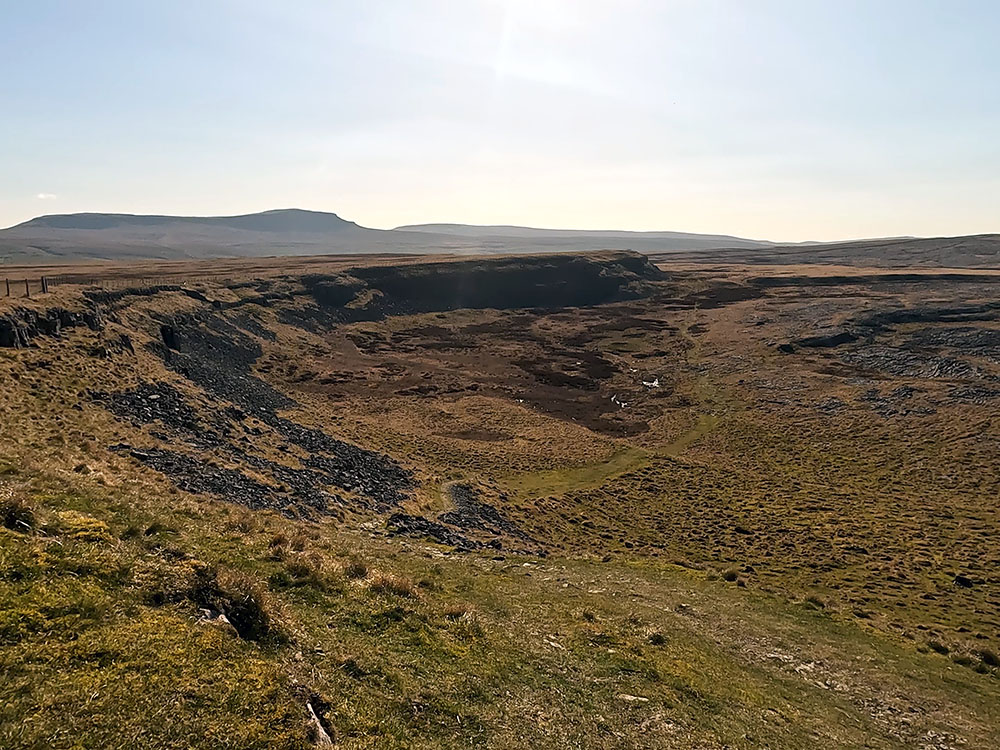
(2, 250, 1000, 749)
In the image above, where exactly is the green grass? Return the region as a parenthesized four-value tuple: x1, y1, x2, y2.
(503, 445, 650, 497)
(3, 470, 999, 749)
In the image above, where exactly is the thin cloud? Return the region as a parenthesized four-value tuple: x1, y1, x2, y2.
(36, 193, 58, 200)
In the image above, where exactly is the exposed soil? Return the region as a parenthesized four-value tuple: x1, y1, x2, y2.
(281, 304, 689, 437)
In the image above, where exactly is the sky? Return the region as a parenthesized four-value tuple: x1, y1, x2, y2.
(1, 1, 998, 241)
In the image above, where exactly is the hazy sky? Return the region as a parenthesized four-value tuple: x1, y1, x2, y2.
(2, 1, 998, 240)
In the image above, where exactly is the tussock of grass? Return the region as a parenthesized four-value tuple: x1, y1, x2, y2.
(267, 531, 313, 563)
(142, 560, 287, 643)
(442, 601, 473, 620)
(341, 556, 368, 580)
(365, 571, 419, 598)
(272, 551, 340, 595)
(0, 490, 34, 533)
(209, 568, 287, 643)
(53, 509, 113, 543)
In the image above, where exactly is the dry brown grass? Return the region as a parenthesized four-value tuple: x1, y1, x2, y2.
(364, 571, 419, 598)
(340, 556, 368, 580)
(0, 488, 34, 533)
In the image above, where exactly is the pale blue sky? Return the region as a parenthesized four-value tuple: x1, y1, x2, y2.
(2, 1, 998, 240)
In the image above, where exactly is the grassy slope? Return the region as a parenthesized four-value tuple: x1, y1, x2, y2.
(4, 468, 1000, 750)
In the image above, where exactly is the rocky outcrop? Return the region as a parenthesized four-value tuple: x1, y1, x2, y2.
(0, 316, 31, 348)
(0, 306, 103, 348)
(439, 483, 529, 539)
(386, 512, 491, 551)
(854, 302, 1000, 331)
(120, 307, 416, 513)
(794, 330, 859, 348)
(84, 285, 183, 304)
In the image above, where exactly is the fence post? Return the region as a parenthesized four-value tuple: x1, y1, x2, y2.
(25, 279, 30, 298)
(4, 279, 8, 297)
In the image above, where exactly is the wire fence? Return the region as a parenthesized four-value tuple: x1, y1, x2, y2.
(3, 277, 52, 298)
(45, 276, 174, 290)
(2, 274, 260, 298)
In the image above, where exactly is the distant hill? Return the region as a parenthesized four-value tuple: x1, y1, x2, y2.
(17, 208, 363, 234)
(395, 222, 769, 250)
(1, 209, 996, 268)
(0, 209, 395, 263)
(0, 209, 772, 264)
(648, 233, 1000, 269)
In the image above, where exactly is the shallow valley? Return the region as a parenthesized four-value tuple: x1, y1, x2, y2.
(2, 252, 999, 749)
